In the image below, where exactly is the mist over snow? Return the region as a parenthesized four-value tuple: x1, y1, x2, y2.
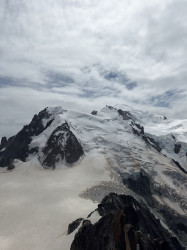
(0, 0, 187, 138)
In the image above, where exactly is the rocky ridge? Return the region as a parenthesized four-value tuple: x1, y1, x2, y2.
(70, 193, 184, 250)
(0, 107, 83, 169)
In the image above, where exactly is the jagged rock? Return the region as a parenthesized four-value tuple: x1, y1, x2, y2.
(40, 122, 83, 169)
(118, 109, 135, 121)
(172, 135, 176, 140)
(130, 121, 161, 152)
(0, 136, 8, 149)
(158, 206, 187, 244)
(68, 218, 84, 235)
(0, 108, 54, 168)
(142, 135, 161, 152)
(172, 159, 187, 174)
(122, 169, 187, 243)
(123, 172, 154, 206)
(70, 193, 184, 250)
(130, 121, 144, 136)
(7, 160, 15, 171)
(91, 111, 97, 115)
(0, 107, 83, 169)
(174, 144, 182, 154)
(122, 172, 152, 197)
(106, 105, 114, 110)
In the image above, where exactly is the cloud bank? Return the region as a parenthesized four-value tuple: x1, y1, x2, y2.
(0, 0, 187, 137)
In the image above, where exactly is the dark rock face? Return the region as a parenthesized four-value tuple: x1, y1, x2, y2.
(174, 144, 182, 154)
(130, 121, 144, 136)
(158, 207, 187, 244)
(70, 193, 184, 250)
(122, 172, 152, 198)
(7, 160, 15, 171)
(106, 105, 114, 110)
(68, 218, 84, 235)
(118, 109, 135, 121)
(142, 135, 161, 152)
(40, 122, 83, 169)
(172, 159, 187, 174)
(0, 107, 83, 169)
(0, 108, 54, 168)
(0, 136, 8, 149)
(91, 111, 97, 115)
(122, 170, 187, 244)
(130, 120, 161, 152)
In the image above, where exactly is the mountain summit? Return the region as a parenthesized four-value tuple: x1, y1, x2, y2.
(0, 105, 186, 249)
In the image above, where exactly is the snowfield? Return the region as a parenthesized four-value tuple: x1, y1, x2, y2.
(0, 151, 110, 250)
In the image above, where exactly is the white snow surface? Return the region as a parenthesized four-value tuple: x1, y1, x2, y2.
(0, 104, 187, 250)
(0, 151, 110, 250)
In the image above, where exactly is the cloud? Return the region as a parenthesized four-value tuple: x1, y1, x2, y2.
(0, 0, 187, 137)
(149, 89, 186, 107)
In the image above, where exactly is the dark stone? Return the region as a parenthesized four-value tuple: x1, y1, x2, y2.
(122, 171, 153, 205)
(0, 136, 8, 149)
(29, 147, 39, 155)
(70, 193, 184, 250)
(141, 126, 144, 135)
(41, 122, 83, 168)
(174, 144, 181, 154)
(0, 108, 54, 168)
(68, 218, 84, 234)
(130, 121, 161, 152)
(106, 105, 114, 110)
(142, 135, 161, 152)
(65, 130, 84, 164)
(164, 116, 167, 120)
(158, 207, 187, 244)
(91, 111, 97, 115)
(172, 159, 187, 174)
(118, 109, 134, 121)
(131, 121, 144, 136)
(7, 160, 15, 171)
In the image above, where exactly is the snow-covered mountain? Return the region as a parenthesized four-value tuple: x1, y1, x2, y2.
(0, 105, 186, 250)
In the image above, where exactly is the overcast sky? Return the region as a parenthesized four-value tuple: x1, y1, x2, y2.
(0, 0, 187, 138)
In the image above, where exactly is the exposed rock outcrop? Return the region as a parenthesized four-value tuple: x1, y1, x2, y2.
(142, 135, 161, 152)
(40, 122, 83, 169)
(122, 169, 187, 243)
(0, 136, 8, 150)
(0, 108, 54, 168)
(118, 109, 135, 121)
(130, 121, 161, 152)
(68, 218, 84, 235)
(0, 107, 84, 169)
(91, 110, 97, 115)
(174, 144, 182, 154)
(130, 121, 144, 136)
(172, 159, 187, 174)
(70, 193, 184, 250)
(122, 171, 153, 205)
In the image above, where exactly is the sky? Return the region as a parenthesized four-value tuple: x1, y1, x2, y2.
(0, 0, 187, 138)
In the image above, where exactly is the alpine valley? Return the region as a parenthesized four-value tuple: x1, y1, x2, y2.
(0, 105, 186, 250)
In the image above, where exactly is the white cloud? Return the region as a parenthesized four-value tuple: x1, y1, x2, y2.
(0, 0, 187, 137)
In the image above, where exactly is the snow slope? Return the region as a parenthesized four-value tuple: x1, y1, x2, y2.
(0, 150, 110, 250)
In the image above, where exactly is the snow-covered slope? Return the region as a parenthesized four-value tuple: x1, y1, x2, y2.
(0, 105, 186, 250)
